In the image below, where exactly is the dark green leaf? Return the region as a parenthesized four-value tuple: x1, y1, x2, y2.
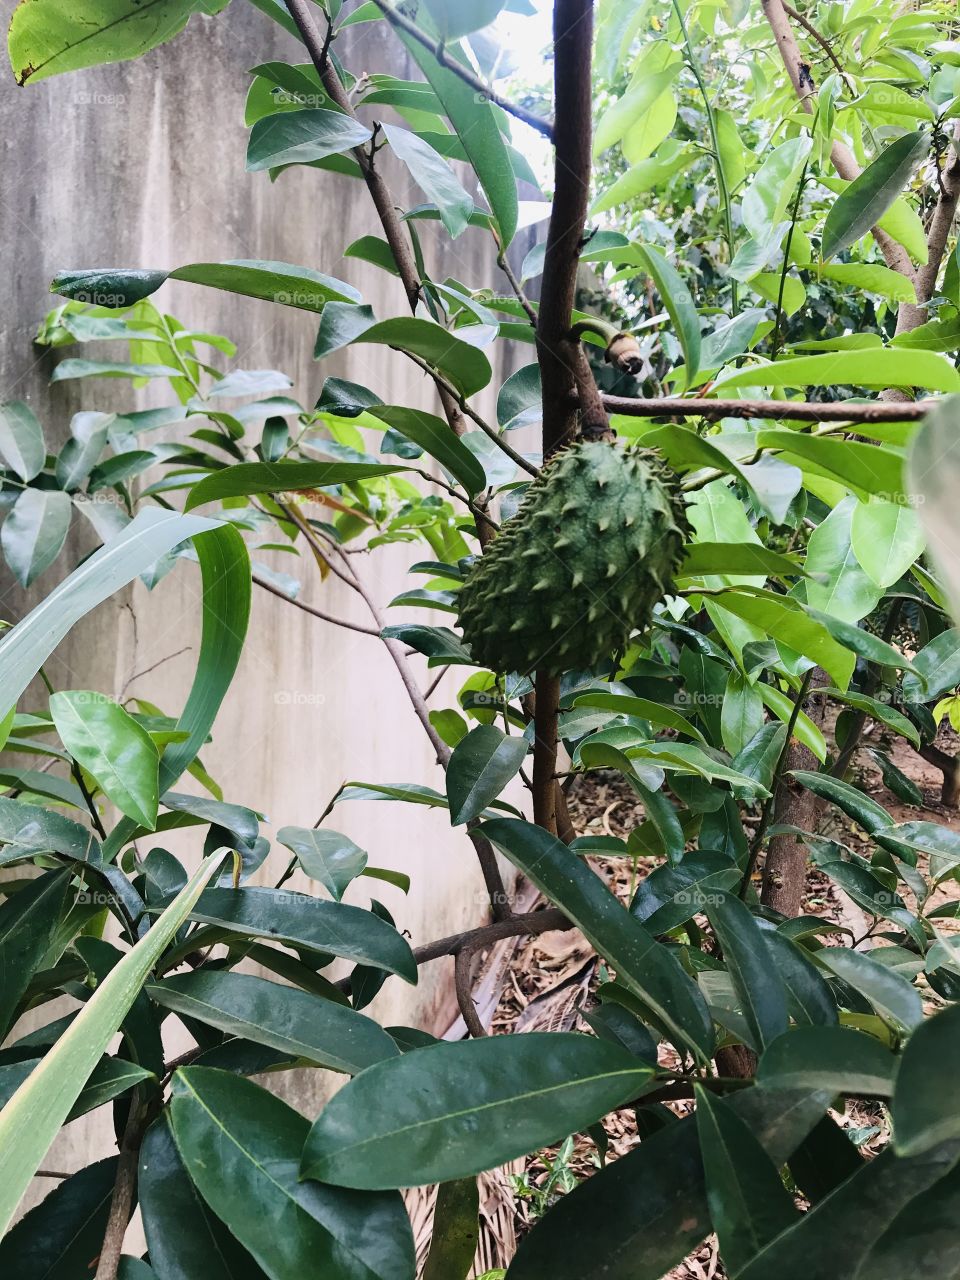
(0, 871, 70, 1040)
(705, 894, 788, 1051)
(634, 245, 700, 385)
(170, 1068, 415, 1279)
(696, 1087, 798, 1275)
(171, 259, 360, 310)
(481, 819, 714, 1058)
(819, 947, 922, 1031)
(0, 402, 45, 481)
(382, 123, 473, 237)
(2, 488, 71, 587)
(892, 1003, 960, 1156)
(302, 1033, 652, 1188)
(247, 108, 372, 170)
(0, 1157, 118, 1279)
(757, 1025, 897, 1096)
(149, 971, 397, 1074)
(446, 725, 528, 825)
(763, 931, 838, 1026)
(631, 852, 741, 934)
(790, 770, 894, 834)
(373, 406, 487, 496)
(178, 887, 417, 981)
(822, 131, 929, 260)
(183, 460, 407, 510)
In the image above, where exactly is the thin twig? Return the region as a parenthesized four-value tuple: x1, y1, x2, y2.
(368, 0, 555, 139)
(252, 572, 381, 636)
(498, 252, 539, 327)
(781, 0, 849, 79)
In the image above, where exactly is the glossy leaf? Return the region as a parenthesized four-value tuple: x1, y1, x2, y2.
(171, 259, 360, 309)
(50, 691, 159, 828)
(302, 1034, 652, 1188)
(446, 725, 528, 825)
(0, 402, 44, 481)
(631, 852, 741, 934)
(277, 826, 367, 900)
(481, 819, 714, 1057)
(184, 460, 408, 510)
(633, 244, 700, 384)
(2, 488, 71, 587)
(892, 1003, 960, 1155)
(705, 894, 788, 1051)
(0, 1157, 119, 1279)
(247, 108, 372, 170)
(383, 123, 472, 237)
(818, 947, 922, 1031)
(757, 1025, 897, 1096)
(372, 406, 487, 496)
(398, 30, 518, 246)
(178, 887, 417, 980)
(0, 870, 71, 1040)
(422, 1178, 480, 1280)
(719, 348, 959, 392)
(696, 1087, 798, 1274)
(140, 1111, 269, 1280)
(170, 1067, 415, 1280)
(822, 131, 929, 260)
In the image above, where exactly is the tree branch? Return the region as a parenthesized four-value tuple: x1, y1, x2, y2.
(760, 0, 917, 282)
(94, 1092, 153, 1280)
(369, 0, 555, 140)
(781, 1, 848, 80)
(594, 393, 934, 423)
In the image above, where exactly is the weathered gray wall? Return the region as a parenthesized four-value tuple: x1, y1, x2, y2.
(0, 1, 527, 1206)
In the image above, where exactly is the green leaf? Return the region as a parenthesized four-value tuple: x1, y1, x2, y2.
(50, 691, 159, 828)
(481, 818, 714, 1058)
(397, 30, 518, 246)
(0, 852, 224, 1236)
(718, 348, 959, 393)
(630, 852, 742, 934)
(50, 268, 169, 307)
(0, 797, 100, 861)
(422, 1178, 480, 1280)
(148, 971, 398, 1074)
(633, 244, 700, 385)
(0, 870, 71, 1040)
(849, 500, 925, 587)
(822, 131, 929, 260)
(696, 1087, 799, 1275)
(446, 725, 528, 825)
(790, 770, 894, 834)
(705, 894, 788, 1051)
(246, 108, 372, 170)
(818, 947, 922, 1031)
(721, 672, 764, 758)
(0, 1157, 119, 1279)
(301, 1033, 652, 1188)
(573, 692, 707, 744)
(593, 67, 682, 156)
(277, 826, 367, 900)
(340, 318, 492, 399)
(55, 410, 112, 490)
(735, 1141, 960, 1280)
(8, 0, 230, 84)
(680, 542, 802, 581)
(372, 406, 488, 495)
(171, 259, 360, 309)
(707, 591, 855, 689)
(757, 1025, 897, 1096)
(140, 1111, 269, 1280)
(764, 931, 838, 1027)
(902, 628, 960, 702)
(0, 509, 225, 721)
(742, 136, 812, 243)
(892, 1004, 960, 1156)
(823, 688, 920, 748)
(879, 820, 960, 863)
(382, 123, 472, 237)
(178, 887, 417, 980)
(421, 0, 506, 38)
(0, 1055, 156, 1120)
(507, 1089, 829, 1280)
(183, 460, 408, 510)
(2, 488, 71, 587)
(0, 402, 45, 481)
(170, 1067, 415, 1280)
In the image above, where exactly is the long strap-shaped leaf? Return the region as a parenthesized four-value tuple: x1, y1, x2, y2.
(0, 850, 226, 1235)
(0, 508, 219, 721)
(101, 522, 251, 861)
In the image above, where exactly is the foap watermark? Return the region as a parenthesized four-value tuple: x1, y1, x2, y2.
(674, 888, 728, 908)
(74, 90, 126, 108)
(274, 690, 326, 707)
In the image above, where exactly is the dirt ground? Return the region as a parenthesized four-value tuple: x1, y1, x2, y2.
(478, 717, 960, 1278)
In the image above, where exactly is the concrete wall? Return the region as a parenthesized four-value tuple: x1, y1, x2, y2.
(0, 1, 528, 1202)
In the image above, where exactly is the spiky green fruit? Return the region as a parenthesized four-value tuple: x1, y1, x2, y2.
(458, 442, 688, 675)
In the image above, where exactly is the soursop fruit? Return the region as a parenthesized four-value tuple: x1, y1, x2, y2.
(458, 441, 688, 675)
